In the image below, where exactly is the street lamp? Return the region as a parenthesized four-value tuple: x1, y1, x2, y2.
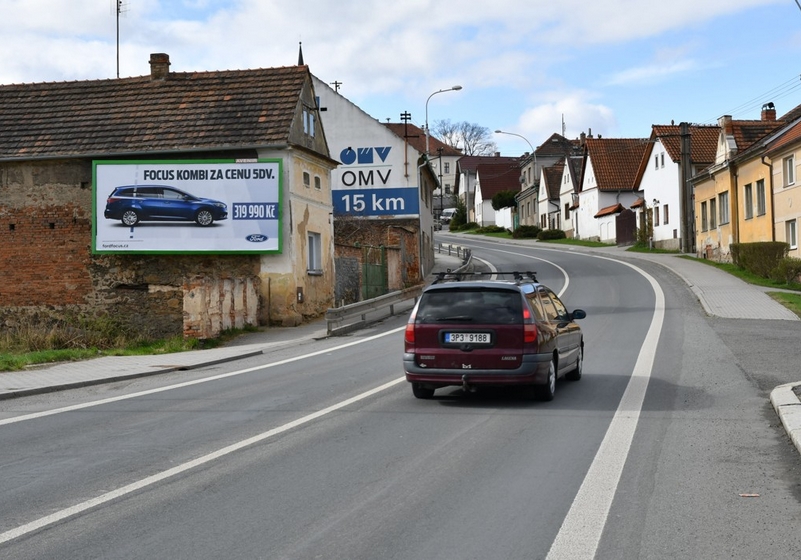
(425, 85, 462, 155)
(494, 129, 534, 153)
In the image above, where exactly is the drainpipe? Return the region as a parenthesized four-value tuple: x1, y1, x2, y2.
(731, 163, 739, 245)
(762, 156, 775, 241)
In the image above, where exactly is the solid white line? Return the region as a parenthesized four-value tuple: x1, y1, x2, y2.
(0, 376, 406, 545)
(545, 257, 665, 559)
(0, 326, 405, 427)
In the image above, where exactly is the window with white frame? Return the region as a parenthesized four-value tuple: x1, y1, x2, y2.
(719, 192, 729, 225)
(756, 179, 766, 216)
(663, 204, 669, 225)
(787, 220, 798, 249)
(303, 109, 315, 137)
(660, 153, 665, 168)
(307, 232, 322, 273)
(444, 162, 450, 174)
(654, 205, 660, 226)
(744, 183, 753, 219)
(654, 155, 658, 170)
(784, 155, 795, 186)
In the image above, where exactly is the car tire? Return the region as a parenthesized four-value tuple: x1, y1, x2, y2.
(536, 358, 556, 401)
(412, 383, 435, 399)
(121, 210, 140, 227)
(195, 209, 214, 226)
(565, 345, 583, 381)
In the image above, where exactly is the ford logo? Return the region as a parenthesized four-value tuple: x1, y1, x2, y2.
(245, 234, 269, 243)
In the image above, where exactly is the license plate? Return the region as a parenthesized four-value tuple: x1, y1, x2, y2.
(445, 332, 491, 344)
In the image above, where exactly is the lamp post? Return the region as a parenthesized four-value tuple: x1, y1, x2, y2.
(494, 129, 534, 153)
(425, 85, 462, 155)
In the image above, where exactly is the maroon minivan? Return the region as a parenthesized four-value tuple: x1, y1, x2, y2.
(403, 274, 586, 401)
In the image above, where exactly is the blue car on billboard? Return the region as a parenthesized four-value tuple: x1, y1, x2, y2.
(104, 185, 228, 227)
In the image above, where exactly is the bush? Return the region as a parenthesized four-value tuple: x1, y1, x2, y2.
(512, 225, 542, 239)
(771, 257, 801, 284)
(537, 229, 567, 241)
(452, 221, 478, 232)
(475, 225, 507, 234)
(491, 190, 518, 211)
(731, 242, 789, 278)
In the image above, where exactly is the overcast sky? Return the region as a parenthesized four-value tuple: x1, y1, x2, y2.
(3, 0, 801, 155)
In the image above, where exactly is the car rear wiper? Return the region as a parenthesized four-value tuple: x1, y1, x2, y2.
(435, 316, 474, 322)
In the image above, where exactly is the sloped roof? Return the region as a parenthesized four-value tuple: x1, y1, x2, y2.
(543, 159, 565, 200)
(0, 63, 313, 160)
(779, 102, 801, 124)
(727, 119, 785, 153)
(766, 119, 801, 155)
(651, 124, 720, 164)
(584, 137, 649, 191)
(457, 154, 519, 173)
(476, 161, 521, 199)
(382, 122, 462, 157)
(535, 133, 582, 157)
(594, 203, 625, 218)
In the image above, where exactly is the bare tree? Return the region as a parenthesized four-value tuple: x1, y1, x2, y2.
(432, 119, 497, 156)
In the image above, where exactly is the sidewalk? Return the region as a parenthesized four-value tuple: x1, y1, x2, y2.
(2, 241, 800, 458)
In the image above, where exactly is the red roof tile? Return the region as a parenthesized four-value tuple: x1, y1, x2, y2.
(382, 122, 462, 156)
(476, 161, 522, 199)
(584, 137, 649, 191)
(651, 124, 719, 164)
(0, 64, 312, 159)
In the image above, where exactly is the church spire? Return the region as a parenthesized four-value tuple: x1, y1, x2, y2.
(297, 42, 304, 66)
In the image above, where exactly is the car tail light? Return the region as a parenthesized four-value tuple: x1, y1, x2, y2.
(404, 323, 415, 345)
(522, 306, 538, 344)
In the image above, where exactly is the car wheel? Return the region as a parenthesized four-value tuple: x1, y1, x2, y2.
(536, 358, 556, 401)
(412, 383, 435, 399)
(566, 345, 583, 381)
(195, 209, 214, 226)
(121, 210, 139, 226)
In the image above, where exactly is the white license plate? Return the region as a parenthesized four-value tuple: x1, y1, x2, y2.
(445, 332, 491, 344)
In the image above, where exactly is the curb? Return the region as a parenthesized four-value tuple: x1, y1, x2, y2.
(770, 382, 801, 456)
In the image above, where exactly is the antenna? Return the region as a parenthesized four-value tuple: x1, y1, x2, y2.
(115, 0, 129, 78)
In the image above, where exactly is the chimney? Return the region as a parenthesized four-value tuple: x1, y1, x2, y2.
(718, 115, 733, 135)
(149, 53, 171, 80)
(761, 102, 776, 122)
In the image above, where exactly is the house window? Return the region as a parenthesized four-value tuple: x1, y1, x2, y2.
(719, 191, 729, 225)
(654, 206, 660, 227)
(444, 162, 450, 174)
(303, 109, 315, 137)
(660, 153, 665, 168)
(756, 179, 766, 216)
(564, 203, 570, 220)
(654, 155, 659, 170)
(445, 185, 451, 194)
(710, 198, 717, 229)
(784, 155, 795, 186)
(663, 204, 669, 225)
(303, 171, 311, 188)
(701, 201, 708, 231)
(314, 176, 321, 190)
(788, 220, 798, 249)
(744, 183, 753, 219)
(307, 232, 322, 273)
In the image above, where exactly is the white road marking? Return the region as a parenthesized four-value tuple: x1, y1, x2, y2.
(0, 327, 404, 427)
(0, 376, 405, 545)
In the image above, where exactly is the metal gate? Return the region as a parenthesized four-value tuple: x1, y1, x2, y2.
(616, 208, 637, 246)
(361, 245, 388, 300)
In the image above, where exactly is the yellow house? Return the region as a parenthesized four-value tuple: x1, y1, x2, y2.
(693, 109, 785, 260)
(767, 120, 801, 258)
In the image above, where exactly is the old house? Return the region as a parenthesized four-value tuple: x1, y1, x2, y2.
(0, 54, 337, 339)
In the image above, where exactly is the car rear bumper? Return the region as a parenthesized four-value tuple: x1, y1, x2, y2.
(403, 352, 552, 387)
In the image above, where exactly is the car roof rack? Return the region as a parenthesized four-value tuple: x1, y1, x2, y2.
(432, 270, 538, 284)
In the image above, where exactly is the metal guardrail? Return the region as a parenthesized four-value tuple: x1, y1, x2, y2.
(325, 285, 423, 336)
(324, 243, 473, 337)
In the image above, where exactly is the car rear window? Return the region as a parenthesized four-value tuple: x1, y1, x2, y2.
(416, 288, 523, 325)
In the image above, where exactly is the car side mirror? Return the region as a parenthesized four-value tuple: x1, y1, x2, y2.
(571, 309, 587, 320)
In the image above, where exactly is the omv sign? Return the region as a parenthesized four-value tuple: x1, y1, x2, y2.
(340, 146, 391, 165)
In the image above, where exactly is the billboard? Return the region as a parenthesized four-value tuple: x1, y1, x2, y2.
(331, 146, 420, 217)
(93, 159, 282, 254)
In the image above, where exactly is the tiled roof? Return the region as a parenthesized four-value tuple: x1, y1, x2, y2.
(0, 63, 312, 160)
(651, 124, 719, 164)
(543, 160, 565, 200)
(767, 120, 801, 155)
(457, 154, 519, 172)
(594, 202, 625, 218)
(779, 102, 801, 124)
(535, 133, 582, 157)
(728, 119, 785, 152)
(382, 123, 462, 156)
(584, 137, 649, 191)
(476, 161, 522, 199)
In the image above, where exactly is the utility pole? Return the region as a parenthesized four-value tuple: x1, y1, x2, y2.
(679, 122, 693, 253)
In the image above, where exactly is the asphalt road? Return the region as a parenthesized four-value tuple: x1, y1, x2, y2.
(1, 241, 800, 559)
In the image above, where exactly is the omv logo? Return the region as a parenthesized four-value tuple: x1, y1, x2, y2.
(245, 234, 269, 243)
